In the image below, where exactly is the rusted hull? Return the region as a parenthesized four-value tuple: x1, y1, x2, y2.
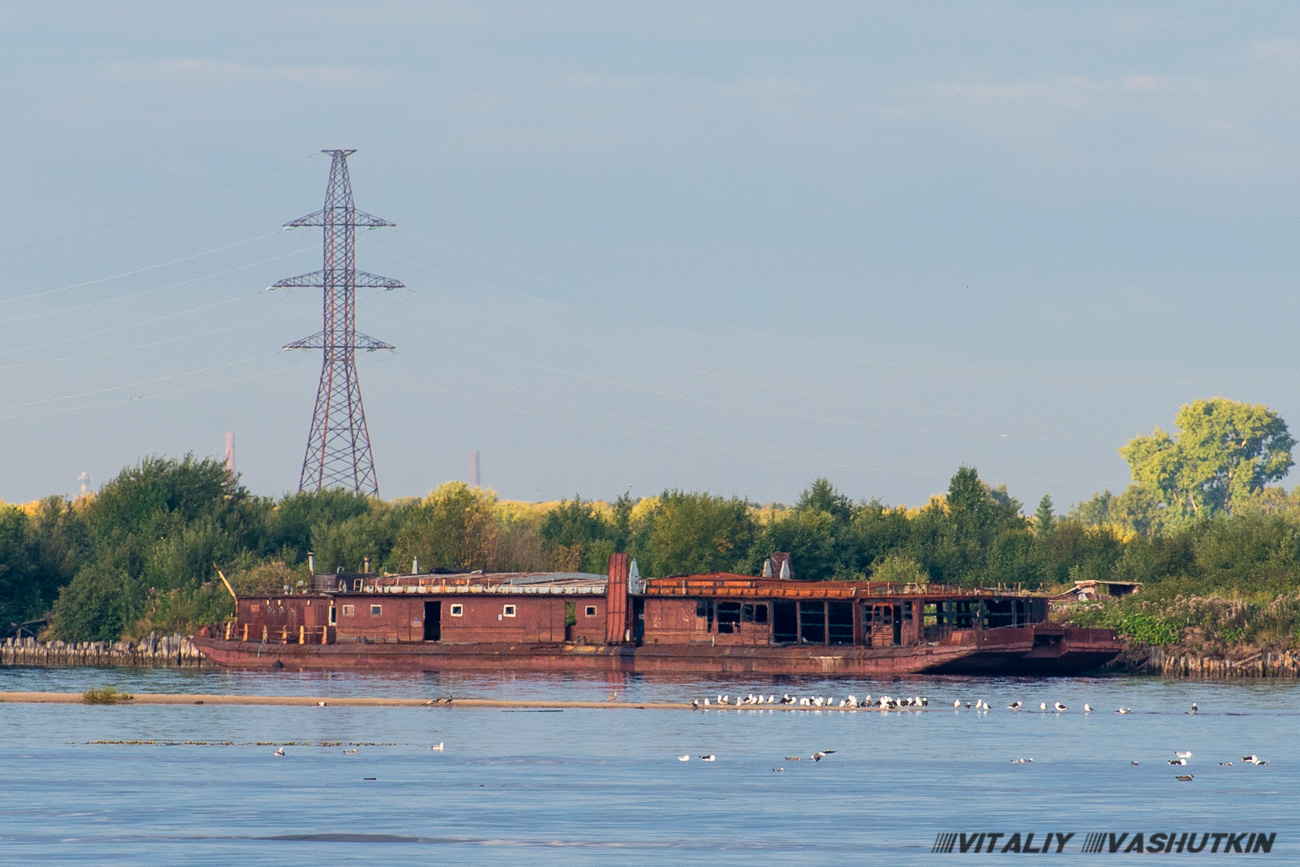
(194, 626, 1119, 677)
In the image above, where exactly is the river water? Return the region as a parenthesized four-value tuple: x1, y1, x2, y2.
(1, 667, 1296, 864)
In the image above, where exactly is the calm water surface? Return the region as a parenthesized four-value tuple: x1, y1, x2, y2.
(2, 667, 1297, 864)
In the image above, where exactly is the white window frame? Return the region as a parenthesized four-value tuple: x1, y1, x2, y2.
(370, 604, 382, 616)
(585, 605, 597, 617)
(450, 604, 464, 617)
(503, 604, 517, 618)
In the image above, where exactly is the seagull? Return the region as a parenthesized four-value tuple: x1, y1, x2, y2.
(1131, 761, 1140, 766)
(344, 748, 358, 755)
(1084, 704, 1093, 713)
(1009, 757, 1034, 764)
(1117, 708, 1132, 714)
(954, 699, 962, 709)
(1040, 702, 1048, 712)
(1008, 701, 1022, 710)
(1168, 758, 1186, 765)
(273, 747, 285, 757)
(784, 756, 801, 761)
(431, 742, 445, 751)
(690, 700, 700, 710)
(1054, 702, 1068, 712)
(1256, 761, 1269, 766)
(1176, 751, 1192, 759)
(1219, 762, 1232, 766)
(1190, 703, 1198, 715)
(700, 755, 716, 762)
(702, 698, 710, 706)
(677, 755, 690, 762)
(812, 750, 836, 762)
(772, 767, 785, 772)
(1243, 755, 1260, 764)
(1175, 774, 1194, 782)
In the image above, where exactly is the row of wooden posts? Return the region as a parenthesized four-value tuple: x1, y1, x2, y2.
(1, 633, 204, 668)
(1147, 648, 1300, 678)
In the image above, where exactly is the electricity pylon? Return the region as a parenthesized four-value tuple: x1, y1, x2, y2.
(273, 149, 401, 495)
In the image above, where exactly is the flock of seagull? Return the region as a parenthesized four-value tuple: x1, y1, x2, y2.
(692, 693, 930, 709)
(688, 693, 1193, 715)
(1143, 750, 1269, 782)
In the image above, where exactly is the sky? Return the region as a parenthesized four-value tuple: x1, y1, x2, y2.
(3, 2, 1300, 511)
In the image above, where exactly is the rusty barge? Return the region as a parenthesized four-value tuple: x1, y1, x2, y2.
(193, 554, 1122, 676)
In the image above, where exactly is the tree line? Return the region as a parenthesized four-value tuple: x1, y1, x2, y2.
(3, 397, 1299, 648)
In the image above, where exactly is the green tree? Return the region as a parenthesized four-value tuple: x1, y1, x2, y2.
(1120, 398, 1294, 520)
(639, 490, 757, 576)
(1034, 494, 1055, 534)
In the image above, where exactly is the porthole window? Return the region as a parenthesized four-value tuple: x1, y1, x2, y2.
(503, 604, 517, 617)
(585, 605, 597, 617)
(450, 604, 464, 617)
(370, 604, 382, 616)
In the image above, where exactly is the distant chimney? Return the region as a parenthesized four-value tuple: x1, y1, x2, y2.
(412, 556, 419, 574)
(363, 554, 371, 574)
(469, 450, 480, 488)
(224, 431, 235, 476)
(307, 551, 315, 573)
(762, 558, 773, 578)
(771, 552, 793, 580)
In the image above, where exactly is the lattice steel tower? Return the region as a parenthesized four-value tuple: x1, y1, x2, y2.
(273, 149, 402, 495)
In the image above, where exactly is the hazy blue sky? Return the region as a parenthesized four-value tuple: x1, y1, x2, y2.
(3, 2, 1300, 510)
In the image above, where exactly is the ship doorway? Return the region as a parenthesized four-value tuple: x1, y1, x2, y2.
(632, 598, 645, 645)
(868, 604, 898, 647)
(772, 601, 798, 644)
(423, 601, 441, 641)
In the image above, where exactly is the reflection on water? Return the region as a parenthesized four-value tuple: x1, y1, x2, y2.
(1, 667, 1297, 864)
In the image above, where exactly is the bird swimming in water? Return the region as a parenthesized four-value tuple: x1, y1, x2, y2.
(1008, 701, 1022, 710)
(1040, 702, 1048, 712)
(1131, 761, 1139, 766)
(677, 755, 690, 762)
(1084, 704, 1093, 713)
(1054, 702, 1068, 712)
(1175, 774, 1193, 782)
(344, 749, 358, 755)
(954, 699, 962, 709)
(772, 767, 784, 772)
(431, 742, 444, 751)
(1190, 703, 1198, 714)
(1243, 754, 1260, 764)
(1117, 708, 1132, 714)
(1219, 762, 1232, 766)
(273, 747, 285, 757)
(1176, 751, 1192, 759)
(1168, 758, 1187, 765)
(700, 755, 716, 762)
